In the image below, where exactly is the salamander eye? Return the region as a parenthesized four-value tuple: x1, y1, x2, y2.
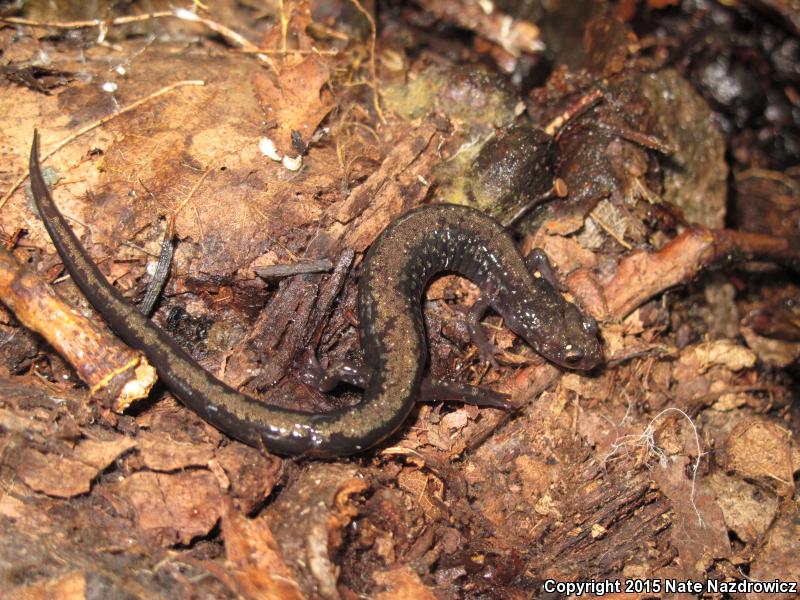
(563, 347, 585, 364)
(582, 316, 598, 336)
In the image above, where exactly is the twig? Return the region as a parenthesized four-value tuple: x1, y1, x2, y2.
(278, 0, 289, 55)
(237, 47, 338, 55)
(172, 8, 277, 72)
(2, 7, 278, 72)
(0, 247, 156, 410)
(254, 260, 334, 279)
(416, 0, 544, 56)
(350, 0, 385, 123)
(0, 11, 173, 28)
(138, 222, 175, 316)
(0, 80, 205, 211)
(604, 227, 800, 319)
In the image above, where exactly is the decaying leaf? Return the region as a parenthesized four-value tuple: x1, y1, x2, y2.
(0, 1, 798, 597)
(707, 472, 779, 544)
(748, 511, 800, 600)
(135, 430, 216, 472)
(264, 464, 367, 598)
(652, 456, 731, 574)
(721, 418, 796, 497)
(691, 340, 757, 373)
(117, 470, 225, 545)
(254, 56, 334, 157)
(17, 437, 135, 498)
(210, 504, 304, 600)
(373, 567, 438, 600)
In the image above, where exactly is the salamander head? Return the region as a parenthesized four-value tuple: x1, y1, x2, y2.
(502, 291, 603, 371)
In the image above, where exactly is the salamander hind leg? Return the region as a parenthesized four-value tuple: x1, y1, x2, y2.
(419, 379, 513, 409)
(302, 354, 512, 409)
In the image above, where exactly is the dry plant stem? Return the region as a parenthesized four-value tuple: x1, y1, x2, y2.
(0, 12, 172, 28)
(279, 0, 289, 54)
(172, 166, 212, 219)
(349, 0, 385, 123)
(0, 80, 205, 211)
(604, 227, 800, 319)
(172, 9, 278, 72)
(138, 226, 175, 317)
(237, 48, 338, 56)
(0, 247, 155, 410)
(254, 260, 334, 279)
(2, 8, 277, 71)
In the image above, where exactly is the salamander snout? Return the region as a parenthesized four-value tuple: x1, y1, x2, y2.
(551, 302, 604, 370)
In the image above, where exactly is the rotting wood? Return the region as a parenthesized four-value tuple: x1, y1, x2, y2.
(0, 247, 155, 410)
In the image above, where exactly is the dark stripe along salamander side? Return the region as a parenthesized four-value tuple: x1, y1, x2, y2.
(29, 131, 602, 457)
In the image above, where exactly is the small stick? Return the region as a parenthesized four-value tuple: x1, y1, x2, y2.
(172, 8, 277, 72)
(417, 0, 544, 56)
(2, 8, 278, 72)
(350, 0, 385, 123)
(604, 227, 800, 319)
(236, 47, 339, 56)
(0, 247, 156, 410)
(0, 11, 173, 28)
(172, 166, 212, 219)
(254, 259, 334, 279)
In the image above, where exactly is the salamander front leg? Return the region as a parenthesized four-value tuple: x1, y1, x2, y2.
(466, 293, 502, 369)
(524, 248, 566, 291)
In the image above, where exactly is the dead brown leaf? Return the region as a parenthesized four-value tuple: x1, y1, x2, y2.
(397, 468, 445, 521)
(373, 567, 438, 600)
(210, 503, 304, 600)
(72, 437, 137, 469)
(213, 443, 284, 513)
(721, 418, 795, 497)
(707, 471, 778, 544)
(691, 340, 757, 373)
(525, 232, 598, 274)
(17, 437, 134, 498)
(649, 0, 680, 8)
(748, 511, 800, 600)
(135, 430, 215, 472)
(653, 456, 730, 574)
(254, 56, 334, 157)
(741, 325, 800, 368)
(264, 464, 367, 598)
(117, 470, 224, 546)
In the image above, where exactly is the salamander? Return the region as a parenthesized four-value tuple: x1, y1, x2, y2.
(28, 131, 602, 457)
